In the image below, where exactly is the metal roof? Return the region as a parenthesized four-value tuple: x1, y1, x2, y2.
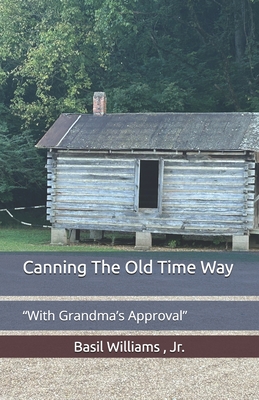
(36, 112, 259, 151)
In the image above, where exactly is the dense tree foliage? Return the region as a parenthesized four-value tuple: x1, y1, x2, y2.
(1, 0, 259, 205)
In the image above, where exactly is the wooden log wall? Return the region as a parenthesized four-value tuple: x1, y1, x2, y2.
(162, 158, 255, 235)
(46, 152, 255, 236)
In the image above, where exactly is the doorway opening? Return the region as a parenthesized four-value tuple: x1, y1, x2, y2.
(139, 160, 159, 208)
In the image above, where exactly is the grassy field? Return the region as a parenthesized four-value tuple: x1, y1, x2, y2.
(0, 207, 112, 251)
(0, 208, 114, 251)
(0, 227, 120, 251)
(0, 225, 236, 252)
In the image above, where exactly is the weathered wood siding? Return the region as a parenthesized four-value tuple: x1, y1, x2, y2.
(47, 152, 136, 230)
(47, 152, 255, 236)
(162, 158, 255, 235)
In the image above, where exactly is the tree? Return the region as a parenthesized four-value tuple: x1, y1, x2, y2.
(91, 0, 259, 112)
(1, 0, 259, 136)
(2, 0, 259, 124)
(0, 1, 95, 131)
(0, 119, 45, 204)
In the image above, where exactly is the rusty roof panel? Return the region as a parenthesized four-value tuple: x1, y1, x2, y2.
(36, 112, 259, 151)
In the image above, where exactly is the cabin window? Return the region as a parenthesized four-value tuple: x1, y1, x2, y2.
(135, 160, 161, 209)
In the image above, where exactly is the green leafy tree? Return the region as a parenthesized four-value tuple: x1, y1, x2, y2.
(0, 117, 44, 204)
(0, 0, 96, 130)
(91, 0, 259, 112)
(2, 0, 259, 123)
(1, 0, 259, 206)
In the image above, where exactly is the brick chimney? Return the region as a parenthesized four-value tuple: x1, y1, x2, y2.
(93, 92, 107, 115)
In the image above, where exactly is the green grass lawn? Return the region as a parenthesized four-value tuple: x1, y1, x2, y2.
(0, 227, 114, 252)
(0, 208, 116, 251)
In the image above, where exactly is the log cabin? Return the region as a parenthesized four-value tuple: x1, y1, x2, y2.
(36, 92, 259, 250)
